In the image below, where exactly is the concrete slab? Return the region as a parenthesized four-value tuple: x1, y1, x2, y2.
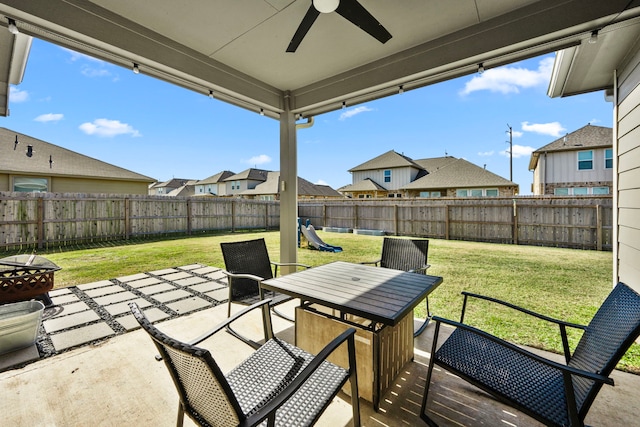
(77, 280, 113, 290)
(50, 293, 80, 305)
(47, 301, 90, 317)
(173, 276, 207, 287)
(148, 268, 179, 276)
(161, 272, 192, 281)
(190, 281, 223, 294)
(191, 266, 219, 275)
(83, 284, 125, 297)
(49, 288, 72, 296)
(93, 291, 137, 306)
(125, 277, 162, 288)
(166, 297, 211, 314)
(49, 322, 114, 351)
(0, 344, 39, 371)
(137, 283, 176, 295)
(0, 304, 638, 426)
(43, 310, 101, 333)
(206, 270, 227, 280)
(178, 264, 205, 270)
(151, 289, 192, 303)
(104, 298, 153, 316)
(116, 273, 149, 282)
(205, 288, 229, 301)
(116, 308, 170, 331)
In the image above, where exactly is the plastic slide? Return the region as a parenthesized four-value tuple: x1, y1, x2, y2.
(300, 224, 343, 252)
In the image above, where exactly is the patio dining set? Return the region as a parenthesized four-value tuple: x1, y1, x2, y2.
(128, 237, 640, 427)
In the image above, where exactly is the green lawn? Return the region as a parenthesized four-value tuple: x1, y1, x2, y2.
(21, 230, 638, 373)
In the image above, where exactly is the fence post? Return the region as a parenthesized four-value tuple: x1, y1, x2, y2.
(187, 199, 192, 235)
(512, 199, 518, 245)
(323, 204, 327, 228)
(445, 205, 450, 240)
(37, 197, 44, 249)
(125, 198, 131, 240)
(597, 204, 603, 251)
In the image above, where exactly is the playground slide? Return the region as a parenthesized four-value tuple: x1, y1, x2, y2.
(300, 224, 343, 252)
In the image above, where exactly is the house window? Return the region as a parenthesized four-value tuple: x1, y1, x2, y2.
(554, 188, 569, 195)
(470, 189, 483, 197)
(384, 169, 391, 183)
(485, 189, 498, 197)
(573, 187, 588, 195)
(578, 150, 593, 170)
(13, 177, 48, 192)
(605, 148, 613, 169)
(457, 188, 497, 197)
(420, 191, 441, 198)
(592, 187, 609, 195)
(456, 189, 468, 197)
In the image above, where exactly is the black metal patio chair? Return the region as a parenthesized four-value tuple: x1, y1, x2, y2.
(220, 238, 310, 347)
(130, 299, 360, 427)
(421, 282, 640, 427)
(362, 237, 432, 336)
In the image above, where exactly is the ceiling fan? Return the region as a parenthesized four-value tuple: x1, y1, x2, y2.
(286, 0, 392, 53)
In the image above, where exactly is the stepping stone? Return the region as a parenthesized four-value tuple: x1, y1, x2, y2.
(50, 293, 80, 305)
(190, 281, 222, 294)
(84, 285, 125, 298)
(192, 266, 219, 275)
(49, 288, 72, 296)
(104, 298, 153, 316)
(77, 280, 114, 291)
(178, 264, 204, 270)
(49, 323, 114, 351)
(173, 276, 207, 287)
(44, 310, 102, 333)
(162, 272, 192, 281)
(93, 291, 137, 306)
(138, 283, 176, 296)
(117, 273, 149, 282)
(116, 308, 169, 331)
(148, 268, 178, 276)
(47, 301, 91, 317)
(206, 270, 227, 280)
(152, 289, 192, 303)
(205, 288, 229, 302)
(166, 297, 211, 314)
(126, 277, 162, 288)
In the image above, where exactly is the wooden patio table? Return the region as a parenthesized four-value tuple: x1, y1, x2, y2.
(262, 261, 443, 410)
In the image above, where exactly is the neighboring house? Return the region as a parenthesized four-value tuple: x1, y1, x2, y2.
(194, 170, 235, 196)
(341, 150, 518, 198)
(149, 178, 196, 195)
(236, 170, 344, 200)
(0, 128, 155, 194)
(528, 124, 613, 195)
(165, 180, 198, 197)
(223, 168, 270, 196)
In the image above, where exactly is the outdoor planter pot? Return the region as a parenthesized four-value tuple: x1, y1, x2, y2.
(0, 300, 45, 355)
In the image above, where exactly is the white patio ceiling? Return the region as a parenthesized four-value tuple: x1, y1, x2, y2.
(2, 0, 640, 119)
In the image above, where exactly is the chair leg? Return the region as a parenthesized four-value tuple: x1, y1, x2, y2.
(414, 297, 432, 338)
(420, 321, 441, 426)
(271, 306, 295, 322)
(176, 402, 185, 427)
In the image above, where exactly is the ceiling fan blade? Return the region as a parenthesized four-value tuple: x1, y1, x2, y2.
(286, 4, 321, 53)
(336, 0, 392, 44)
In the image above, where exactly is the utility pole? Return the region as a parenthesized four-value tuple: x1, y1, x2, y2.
(506, 124, 513, 181)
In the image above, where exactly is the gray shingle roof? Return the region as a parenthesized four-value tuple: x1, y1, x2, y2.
(196, 170, 235, 185)
(402, 158, 515, 189)
(224, 168, 270, 182)
(239, 171, 343, 197)
(339, 178, 386, 192)
(348, 150, 424, 172)
(0, 128, 154, 182)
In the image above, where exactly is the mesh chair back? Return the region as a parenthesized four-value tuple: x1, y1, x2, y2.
(380, 238, 429, 272)
(568, 283, 640, 415)
(221, 238, 274, 301)
(130, 304, 244, 427)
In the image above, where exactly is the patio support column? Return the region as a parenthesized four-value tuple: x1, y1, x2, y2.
(279, 93, 298, 272)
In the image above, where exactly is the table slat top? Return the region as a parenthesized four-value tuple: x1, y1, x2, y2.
(262, 261, 443, 325)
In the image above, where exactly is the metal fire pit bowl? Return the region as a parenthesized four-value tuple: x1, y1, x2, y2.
(0, 255, 61, 306)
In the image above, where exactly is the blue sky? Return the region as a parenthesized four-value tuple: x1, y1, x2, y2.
(6, 39, 613, 194)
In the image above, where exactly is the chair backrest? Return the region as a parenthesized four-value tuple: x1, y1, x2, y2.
(568, 282, 640, 418)
(130, 303, 244, 427)
(380, 237, 429, 272)
(221, 238, 274, 300)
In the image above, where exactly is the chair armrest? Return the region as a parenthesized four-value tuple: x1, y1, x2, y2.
(221, 269, 265, 284)
(271, 261, 310, 277)
(245, 328, 358, 426)
(460, 291, 586, 330)
(408, 264, 431, 274)
(360, 259, 381, 266)
(188, 299, 273, 346)
(431, 316, 613, 386)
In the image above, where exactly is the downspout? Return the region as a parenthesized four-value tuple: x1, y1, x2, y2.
(296, 116, 314, 130)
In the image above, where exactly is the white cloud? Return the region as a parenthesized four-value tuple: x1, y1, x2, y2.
(521, 121, 566, 137)
(478, 151, 494, 156)
(62, 47, 103, 63)
(81, 65, 111, 78)
(512, 130, 524, 138)
(246, 154, 271, 165)
(501, 144, 535, 159)
(339, 106, 373, 120)
(34, 113, 64, 123)
(460, 57, 554, 96)
(316, 179, 328, 185)
(10, 86, 29, 103)
(79, 118, 141, 137)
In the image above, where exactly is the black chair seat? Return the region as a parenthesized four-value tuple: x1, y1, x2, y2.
(228, 338, 349, 424)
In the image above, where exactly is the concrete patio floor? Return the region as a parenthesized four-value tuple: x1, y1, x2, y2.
(1, 296, 639, 426)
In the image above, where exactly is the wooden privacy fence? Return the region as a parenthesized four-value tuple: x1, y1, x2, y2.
(0, 193, 612, 251)
(0, 193, 280, 250)
(298, 197, 613, 251)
